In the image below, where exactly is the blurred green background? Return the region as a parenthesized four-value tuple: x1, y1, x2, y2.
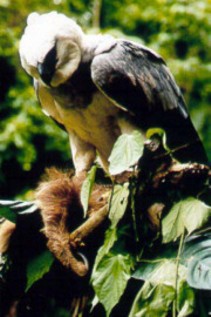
(0, 0, 210, 199)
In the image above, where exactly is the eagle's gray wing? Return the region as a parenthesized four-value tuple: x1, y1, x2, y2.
(91, 40, 207, 163)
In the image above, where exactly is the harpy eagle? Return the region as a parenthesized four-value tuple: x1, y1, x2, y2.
(19, 12, 207, 175)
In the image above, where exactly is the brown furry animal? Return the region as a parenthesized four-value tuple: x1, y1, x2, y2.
(35, 168, 110, 277)
(0, 220, 16, 254)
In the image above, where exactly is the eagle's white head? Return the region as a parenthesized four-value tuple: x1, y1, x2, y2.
(19, 12, 84, 87)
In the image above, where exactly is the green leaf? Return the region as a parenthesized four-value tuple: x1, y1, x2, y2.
(93, 227, 118, 268)
(177, 280, 195, 317)
(26, 250, 54, 291)
(92, 184, 129, 273)
(134, 233, 211, 291)
(91, 226, 133, 314)
(92, 253, 132, 316)
(187, 248, 211, 290)
(109, 183, 130, 227)
(80, 165, 97, 217)
(90, 295, 100, 313)
(129, 282, 175, 317)
(182, 232, 211, 262)
(130, 261, 194, 317)
(133, 261, 164, 282)
(133, 245, 178, 281)
(183, 233, 211, 290)
(148, 260, 186, 286)
(0, 206, 17, 223)
(108, 131, 144, 175)
(162, 198, 211, 243)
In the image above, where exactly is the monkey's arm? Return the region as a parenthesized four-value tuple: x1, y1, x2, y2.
(35, 168, 110, 277)
(0, 220, 16, 254)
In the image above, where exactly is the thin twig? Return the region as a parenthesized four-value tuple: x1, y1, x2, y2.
(92, 0, 102, 28)
(173, 230, 185, 317)
(153, 139, 202, 160)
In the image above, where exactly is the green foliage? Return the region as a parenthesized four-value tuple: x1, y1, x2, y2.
(0, 205, 17, 223)
(185, 235, 211, 290)
(129, 282, 176, 317)
(131, 232, 211, 315)
(94, 226, 118, 267)
(109, 183, 130, 227)
(129, 261, 195, 317)
(26, 250, 54, 291)
(89, 132, 210, 316)
(187, 248, 211, 291)
(1, 130, 210, 316)
(81, 165, 97, 216)
(92, 253, 133, 316)
(91, 183, 132, 314)
(162, 198, 211, 243)
(109, 131, 144, 175)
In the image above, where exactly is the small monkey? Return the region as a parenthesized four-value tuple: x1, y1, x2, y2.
(36, 168, 110, 276)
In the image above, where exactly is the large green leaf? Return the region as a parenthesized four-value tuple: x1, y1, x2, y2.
(109, 183, 129, 227)
(162, 198, 211, 243)
(186, 245, 211, 290)
(180, 233, 211, 290)
(91, 226, 129, 312)
(26, 250, 54, 291)
(182, 232, 211, 261)
(180, 232, 211, 281)
(108, 131, 144, 175)
(92, 253, 132, 316)
(134, 232, 211, 291)
(92, 183, 129, 274)
(133, 244, 178, 281)
(80, 165, 97, 217)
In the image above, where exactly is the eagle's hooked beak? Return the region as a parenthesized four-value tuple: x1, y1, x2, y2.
(37, 46, 57, 86)
(37, 62, 54, 86)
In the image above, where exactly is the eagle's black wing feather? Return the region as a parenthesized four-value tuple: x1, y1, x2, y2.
(91, 40, 207, 163)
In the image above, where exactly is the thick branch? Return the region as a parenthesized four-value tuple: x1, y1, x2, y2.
(69, 204, 109, 247)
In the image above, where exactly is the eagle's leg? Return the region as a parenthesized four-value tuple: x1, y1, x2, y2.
(69, 132, 96, 177)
